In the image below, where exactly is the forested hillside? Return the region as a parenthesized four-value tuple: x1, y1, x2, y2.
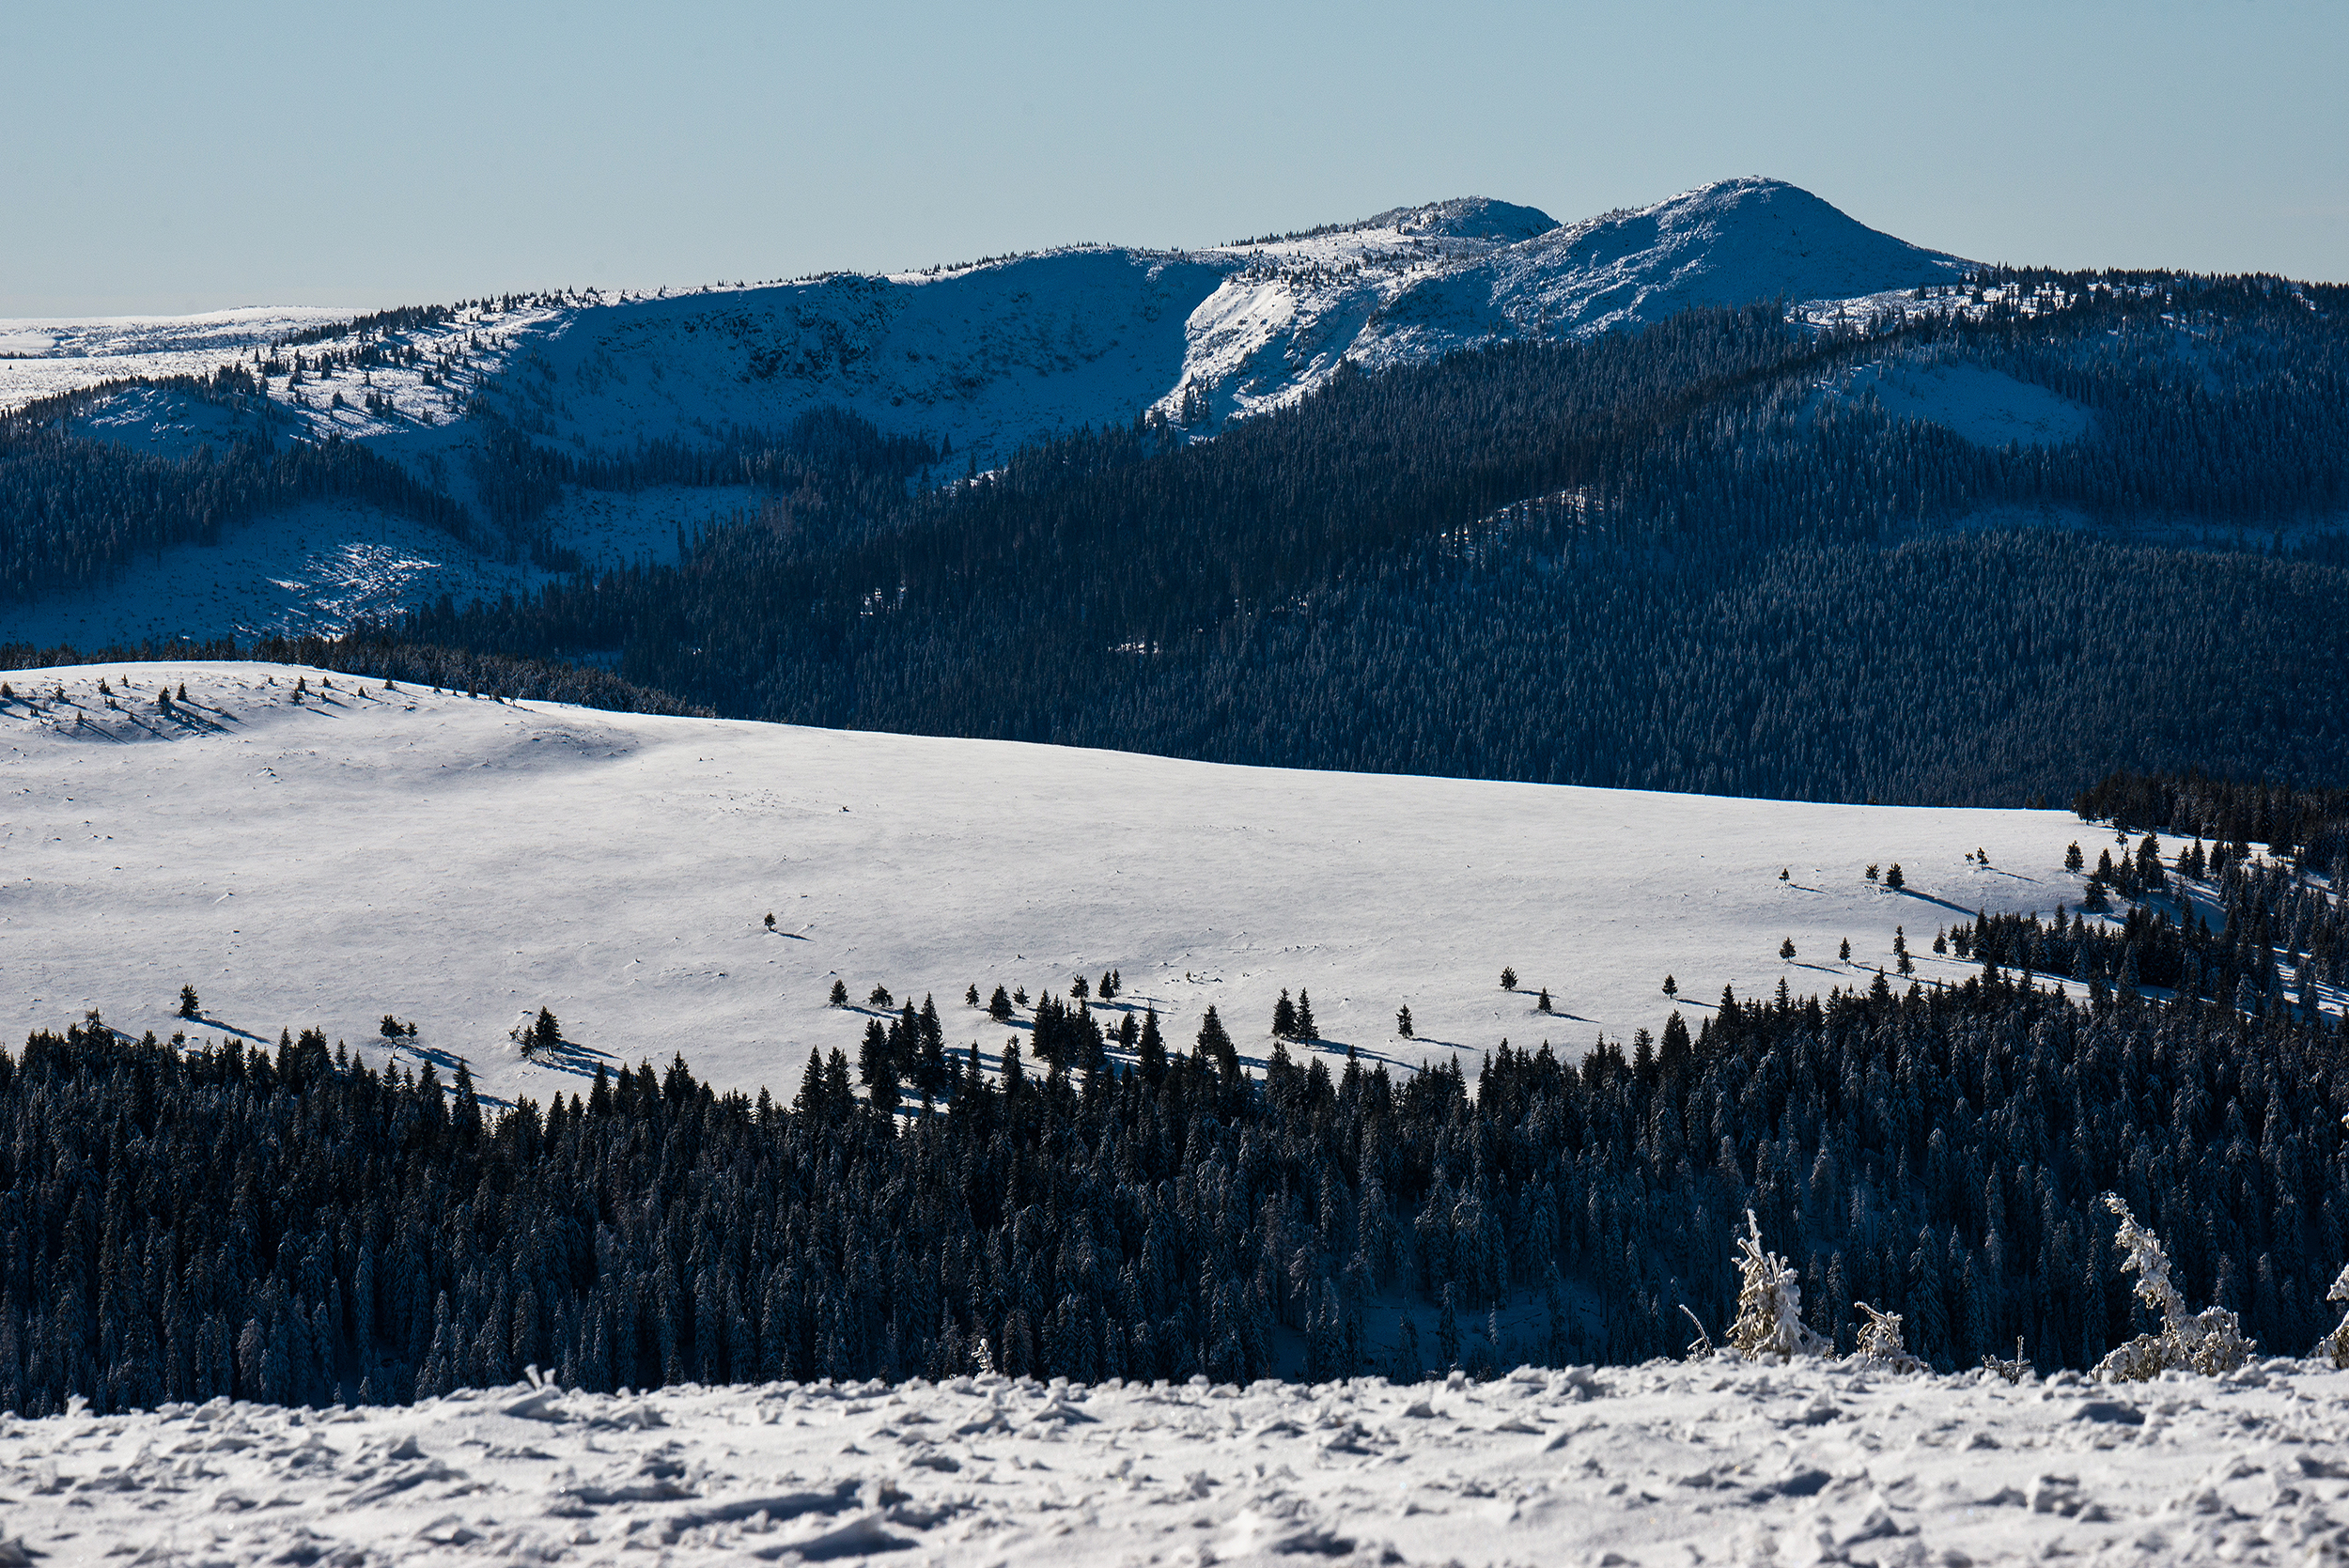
(4, 975, 2343, 1416)
(11, 272, 2346, 805)
(377, 272, 2349, 806)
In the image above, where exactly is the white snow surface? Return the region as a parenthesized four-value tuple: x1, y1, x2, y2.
(7, 1358, 2348, 1567)
(3, 660, 2105, 1109)
(1813, 354, 2094, 449)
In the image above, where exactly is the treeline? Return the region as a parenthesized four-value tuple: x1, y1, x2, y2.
(0, 630, 706, 719)
(1950, 836, 2345, 1013)
(3, 971, 2345, 1416)
(389, 276, 2349, 806)
(465, 408, 938, 557)
(2076, 768, 2349, 868)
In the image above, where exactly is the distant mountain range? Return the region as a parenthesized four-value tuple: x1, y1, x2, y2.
(2, 179, 1967, 468)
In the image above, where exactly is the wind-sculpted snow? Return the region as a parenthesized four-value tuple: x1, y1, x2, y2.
(7, 1360, 2347, 1566)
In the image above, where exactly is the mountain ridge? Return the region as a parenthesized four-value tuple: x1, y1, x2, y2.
(1, 178, 1970, 464)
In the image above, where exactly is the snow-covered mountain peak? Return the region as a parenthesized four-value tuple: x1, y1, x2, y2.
(2, 179, 1994, 641)
(1357, 195, 1560, 242)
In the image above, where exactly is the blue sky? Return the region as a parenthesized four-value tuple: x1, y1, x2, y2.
(4, 0, 2341, 316)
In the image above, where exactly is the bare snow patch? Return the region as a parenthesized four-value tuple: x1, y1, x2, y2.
(1817, 357, 2092, 447)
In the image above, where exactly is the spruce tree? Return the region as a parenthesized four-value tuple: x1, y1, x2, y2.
(1137, 1008, 1167, 1081)
(1294, 989, 1316, 1041)
(1197, 1007, 1237, 1080)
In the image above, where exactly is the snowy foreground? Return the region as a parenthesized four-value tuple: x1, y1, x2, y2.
(1, 660, 2111, 1106)
(7, 1360, 2346, 1567)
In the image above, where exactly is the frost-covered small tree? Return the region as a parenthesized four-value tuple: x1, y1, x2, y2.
(2322, 1264, 2349, 1369)
(2093, 1194, 2253, 1380)
(1728, 1210, 1827, 1361)
(1850, 1303, 1921, 1373)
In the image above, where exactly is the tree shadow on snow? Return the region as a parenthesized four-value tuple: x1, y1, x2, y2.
(523, 1033, 620, 1080)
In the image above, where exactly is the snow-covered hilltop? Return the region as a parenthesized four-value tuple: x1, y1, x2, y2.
(4, 659, 2098, 1108)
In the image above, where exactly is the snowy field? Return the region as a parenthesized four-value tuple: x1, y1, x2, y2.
(6, 1357, 2346, 1566)
(2, 660, 2109, 1108)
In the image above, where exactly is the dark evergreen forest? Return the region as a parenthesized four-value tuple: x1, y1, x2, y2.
(8, 273, 2346, 805)
(360, 273, 2349, 806)
(5, 975, 2345, 1417)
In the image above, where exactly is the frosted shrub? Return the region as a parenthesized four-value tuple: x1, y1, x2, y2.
(2093, 1194, 2253, 1381)
(2322, 1264, 2349, 1369)
(1850, 1303, 1921, 1374)
(1728, 1210, 1826, 1361)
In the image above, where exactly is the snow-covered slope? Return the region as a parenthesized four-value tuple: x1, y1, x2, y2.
(4, 660, 2109, 1109)
(3, 179, 1967, 462)
(5, 1356, 2342, 1567)
(0, 179, 1979, 644)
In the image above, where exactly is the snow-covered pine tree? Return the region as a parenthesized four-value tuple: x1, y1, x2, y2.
(1727, 1211, 1826, 1361)
(2093, 1194, 2253, 1380)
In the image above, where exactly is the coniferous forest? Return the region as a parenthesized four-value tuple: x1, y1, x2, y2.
(282, 277, 2349, 802)
(8, 269, 2349, 1416)
(4, 975, 2347, 1418)
(8, 272, 2349, 804)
